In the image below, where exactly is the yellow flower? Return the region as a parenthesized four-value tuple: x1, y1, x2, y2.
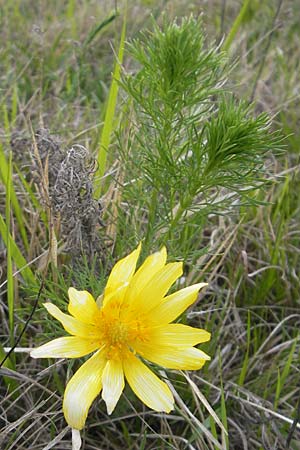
(31, 244, 210, 430)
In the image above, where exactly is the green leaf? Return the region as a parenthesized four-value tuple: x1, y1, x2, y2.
(94, 11, 127, 198)
(83, 13, 117, 47)
(0, 143, 29, 251)
(0, 213, 36, 286)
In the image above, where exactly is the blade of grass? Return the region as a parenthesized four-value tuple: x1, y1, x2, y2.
(219, 349, 229, 450)
(223, 0, 251, 52)
(256, 173, 289, 303)
(6, 151, 14, 350)
(0, 143, 29, 251)
(0, 213, 35, 286)
(274, 337, 298, 410)
(183, 371, 227, 434)
(2, 102, 10, 134)
(94, 9, 127, 198)
(209, 414, 218, 450)
(4, 150, 19, 390)
(238, 310, 251, 386)
(66, 0, 77, 39)
(0, 343, 18, 394)
(14, 162, 48, 228)
(83, 13, 117, 47)
(11, 84, 18, 125)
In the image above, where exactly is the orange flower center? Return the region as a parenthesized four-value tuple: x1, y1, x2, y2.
(99, 309, 149, 359)
(104, 319, 128, 345)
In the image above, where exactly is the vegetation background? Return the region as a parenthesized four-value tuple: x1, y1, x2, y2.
(0, 0, 299, 449)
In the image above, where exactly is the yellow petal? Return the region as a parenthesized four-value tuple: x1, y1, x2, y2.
(44, 303, 99, 338)
(123, 351, 174, 412)
(144, 323, 211, 347)
(124, 247, 167, 306)
(30, 337, 99, 359)
(137, 345, 210, 370)
(103, 243, 142, 307)
(149, 283, 208, 324)
(128, 262, 183, 314)
(101, 284, 129, 315)
(68, 288, 100, 324)
(101, 359, 125, 415)
(63, 350, 106, 430)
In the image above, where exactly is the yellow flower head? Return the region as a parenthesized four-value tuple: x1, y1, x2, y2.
(31, 244, 210, 430)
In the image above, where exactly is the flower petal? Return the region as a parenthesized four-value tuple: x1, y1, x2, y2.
(137, 345, 210, 370)
(124, 247, 167, 306)
(68, 288, 100, 324)
(101, 359, 125, 415)
(30, 337, 99, 359)
(144, 323, 211, 347)
(103, 243, 142, 307)
(123, 351, 174, 412)
(149, 283, 208, 324)
(127, 262, 183, 315)
(63, 350, 106, 430)
(44, 303, 99, 338)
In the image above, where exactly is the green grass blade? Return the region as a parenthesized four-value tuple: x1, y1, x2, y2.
(0, 343, 18, 394)
(209, 414, 218, 449)
(2, 102, 10, 134)
(275, 368, 281, 411)
(238, 310, 251, 385)
(0, 143, 29, 250)
(0, 213, 35, 286)
(219, 349, 229, 450)
(94, 11, 127, 198)
(83, 13, 117, 47)
(6, 151, 14, 347)
(274, 338, 297, 409)
(14, 163, 48, 229)
(11, 84, 18, 125)
(66, 0, 77, 38)
(223, 0, 252, 52)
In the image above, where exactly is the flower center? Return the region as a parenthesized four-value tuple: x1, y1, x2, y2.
(105, 320, 128, 346)
(99, 309, 149, 359)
